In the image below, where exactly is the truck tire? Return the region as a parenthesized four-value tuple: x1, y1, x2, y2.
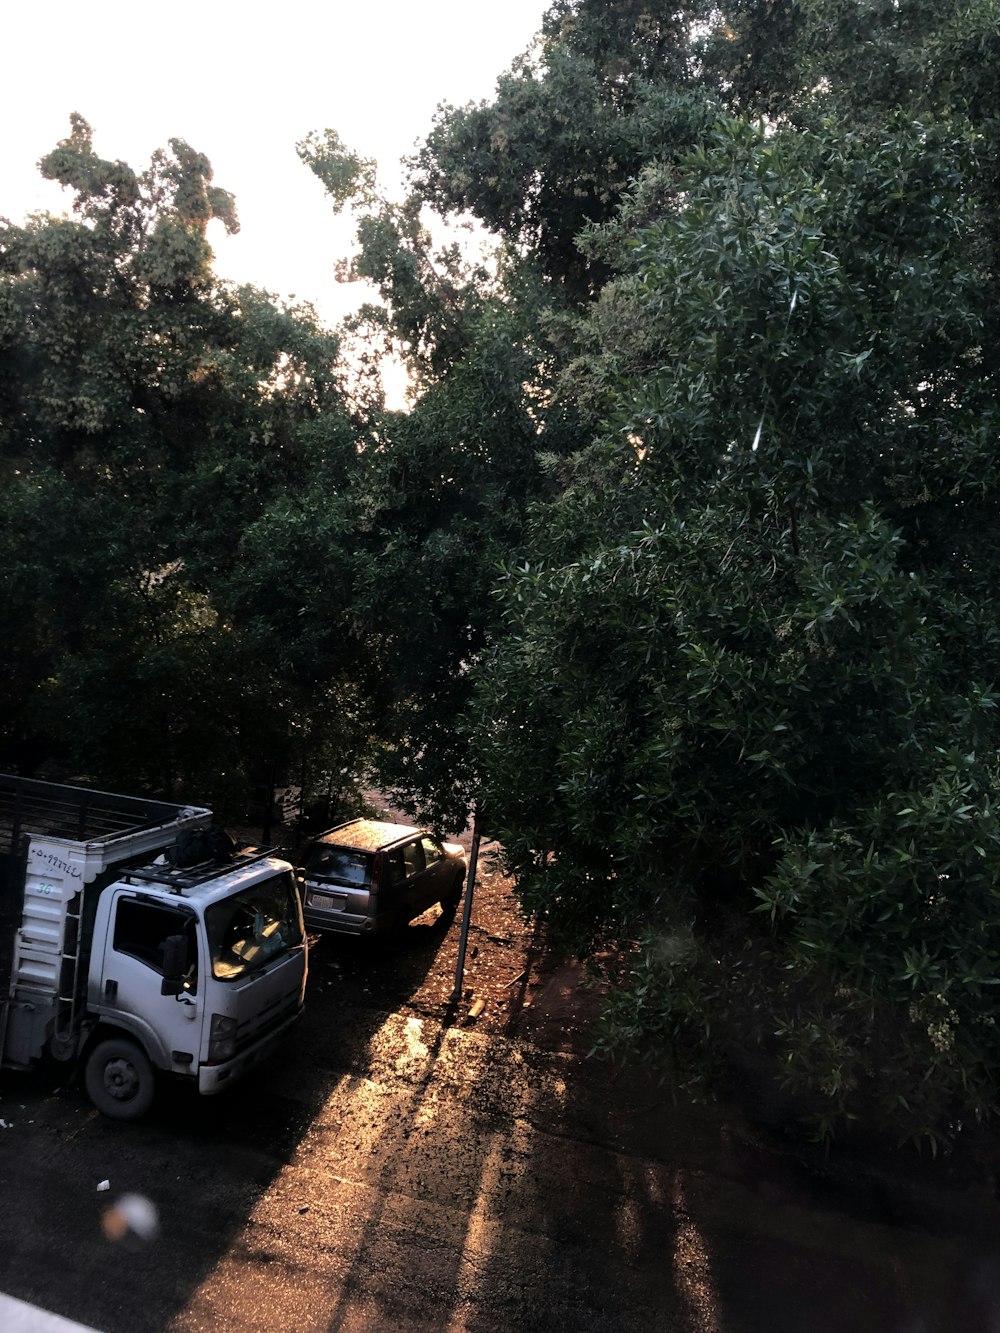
(84, 1037, 157, 1121)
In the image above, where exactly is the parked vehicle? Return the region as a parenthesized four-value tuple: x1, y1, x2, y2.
(297, 819, 466, 936)
(0, 774, 307, 1120)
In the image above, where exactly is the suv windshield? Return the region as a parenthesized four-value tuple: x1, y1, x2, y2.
(205, 871, 303, 981)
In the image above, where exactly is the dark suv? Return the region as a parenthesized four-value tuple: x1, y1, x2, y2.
(296, 819, 466, 936)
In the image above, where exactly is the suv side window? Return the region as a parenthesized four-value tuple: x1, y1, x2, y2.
(402, 840, 424, 878)
(420, 836, 443, 866)
(383, 847, 405, 888)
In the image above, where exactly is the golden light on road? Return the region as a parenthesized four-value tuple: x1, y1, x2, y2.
(167, 1009, 725, 1331)
(672, 1175, 723, 1333)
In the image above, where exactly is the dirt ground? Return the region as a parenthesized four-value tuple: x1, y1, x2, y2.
(427, 842, 1000, 1333)
(348, 801, 605, 1054)
(409, 848, 602, 1052)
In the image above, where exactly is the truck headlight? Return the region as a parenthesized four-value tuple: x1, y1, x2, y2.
(208, 1013, 238, 1063)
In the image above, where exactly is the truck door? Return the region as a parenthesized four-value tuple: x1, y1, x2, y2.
(96, 893, 202, 1070)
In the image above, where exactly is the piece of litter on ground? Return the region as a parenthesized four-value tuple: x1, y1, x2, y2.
(468, 998, 486, 1020)
(0, 1119, 11, 1129)
(97, 1179, 111, 1192)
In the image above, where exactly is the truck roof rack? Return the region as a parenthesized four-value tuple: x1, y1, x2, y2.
(121, 847, 285, 895)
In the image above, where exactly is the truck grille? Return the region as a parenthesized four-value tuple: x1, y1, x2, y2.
(234, 982, 302, 1053)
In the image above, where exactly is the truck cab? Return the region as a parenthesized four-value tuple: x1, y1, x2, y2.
(84, 851, 307, 1117)
(0, 775, 307, 1120)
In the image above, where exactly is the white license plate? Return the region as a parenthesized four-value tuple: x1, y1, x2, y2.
(309, 891, 347, 912)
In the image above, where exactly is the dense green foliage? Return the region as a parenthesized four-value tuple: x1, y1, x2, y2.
(4, 0, 1000, 1142)
(475, 111, 1000, 1140)
(450, 1, 1000, 1142)
(0, 116, 354, 817)
(292, 126, 584, 829)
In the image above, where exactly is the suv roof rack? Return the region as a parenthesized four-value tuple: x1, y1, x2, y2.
(314, 819, 419, 852)
(121, 846, 283, 895)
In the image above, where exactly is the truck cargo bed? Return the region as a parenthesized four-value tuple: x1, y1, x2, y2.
(0, 774, 199, 851)
(1, 775, 213, 1068)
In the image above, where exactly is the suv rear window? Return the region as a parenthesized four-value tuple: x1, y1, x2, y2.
(302, 845, 371, 887)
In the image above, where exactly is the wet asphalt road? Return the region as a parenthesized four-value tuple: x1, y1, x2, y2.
(2, 905, 1000, 1333)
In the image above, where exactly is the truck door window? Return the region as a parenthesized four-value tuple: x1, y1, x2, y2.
(113, 899, 198, 991)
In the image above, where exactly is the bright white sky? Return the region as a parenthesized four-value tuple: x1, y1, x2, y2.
(1, 0, 549, 328)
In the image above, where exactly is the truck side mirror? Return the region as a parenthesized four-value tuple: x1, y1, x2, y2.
(160, 933, 188, 996)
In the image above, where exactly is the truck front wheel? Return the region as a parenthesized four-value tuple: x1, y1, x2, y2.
(84, 1037, 157, 1121)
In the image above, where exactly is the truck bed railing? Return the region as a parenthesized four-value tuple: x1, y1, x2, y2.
(0, 775, 203, 852)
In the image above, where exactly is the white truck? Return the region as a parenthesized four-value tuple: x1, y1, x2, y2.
(0, 774, 307, 1119)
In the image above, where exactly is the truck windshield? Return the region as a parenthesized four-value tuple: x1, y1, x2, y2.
(205, 872, 303, 981)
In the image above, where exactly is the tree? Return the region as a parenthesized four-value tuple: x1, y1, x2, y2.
(411, 6, 715, 302)
(294, 121, 588, 831)
(462, 1, 1000, 1141)
(0, 118, 353, 814)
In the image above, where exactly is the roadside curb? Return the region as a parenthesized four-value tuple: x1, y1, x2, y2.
(0, 1294, 102, 1333)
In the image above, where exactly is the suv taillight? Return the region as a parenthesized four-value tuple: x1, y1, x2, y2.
(370, 850, 382, 891)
